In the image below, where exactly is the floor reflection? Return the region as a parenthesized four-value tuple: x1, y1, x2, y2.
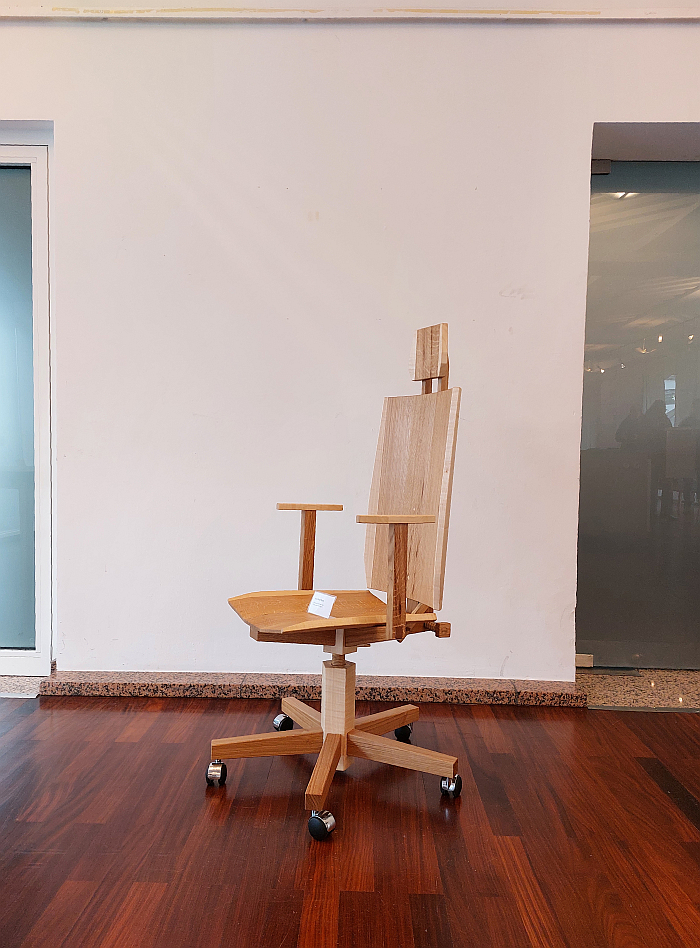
(577, 492, 700, 668)
(578, 667, 700, 709)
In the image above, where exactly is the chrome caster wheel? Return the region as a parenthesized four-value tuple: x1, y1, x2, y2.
(440, 774, 462, 799)
(273, 713, 293, 731)
(394, 723, 413, 743)
(206, 759, 227, 787)
(308, 810, 336, 841)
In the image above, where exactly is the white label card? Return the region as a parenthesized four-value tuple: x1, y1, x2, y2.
(307, 591, 337, 619)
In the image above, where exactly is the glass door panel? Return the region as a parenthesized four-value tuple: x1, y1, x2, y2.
(0, 166, 35, 651)
(577, 161, 700, 668)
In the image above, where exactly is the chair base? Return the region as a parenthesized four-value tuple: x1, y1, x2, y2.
(209, 658, 458, 814)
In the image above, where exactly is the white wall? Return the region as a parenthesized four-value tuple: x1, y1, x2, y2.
(2, 21, 699, 680)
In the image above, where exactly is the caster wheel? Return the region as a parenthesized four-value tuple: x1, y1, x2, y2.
(206, 759, 227, 787)
(308, 810, 336, 841)
(273, 713, 293, 732)
(440, 774, 462, 799)
(394, 723, 413, 743)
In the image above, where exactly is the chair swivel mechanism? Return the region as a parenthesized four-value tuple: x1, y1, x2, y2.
(206, 323, 462, 840)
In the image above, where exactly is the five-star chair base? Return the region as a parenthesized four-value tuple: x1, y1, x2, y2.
(206, 658, 462, 839)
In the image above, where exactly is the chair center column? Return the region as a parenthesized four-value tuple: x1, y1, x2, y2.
(321, 655, 356, 772)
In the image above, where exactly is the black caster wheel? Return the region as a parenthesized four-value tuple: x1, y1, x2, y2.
(273, 713, 293, 731)
(206, 759, 227, 787)
(440, 774, 462, 799)
(394, 723, 413, 743)
(308, 810, 336, 841)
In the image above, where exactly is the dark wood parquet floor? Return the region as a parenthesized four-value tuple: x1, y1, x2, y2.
(2, 696, 700, 948)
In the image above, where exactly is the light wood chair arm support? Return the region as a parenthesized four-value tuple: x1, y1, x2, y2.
(387, 522, 408, 641)
(357, 514, 436, 642)
(277, 503, 343, 591)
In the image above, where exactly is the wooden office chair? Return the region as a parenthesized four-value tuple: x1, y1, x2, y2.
(206, 324, 462, 839)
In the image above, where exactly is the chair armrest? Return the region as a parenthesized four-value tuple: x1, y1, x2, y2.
(356, 514, 435, 524)
(278, 504, 343, 590)
(356, 514, 435, 640)
(278, 503, 343, 511)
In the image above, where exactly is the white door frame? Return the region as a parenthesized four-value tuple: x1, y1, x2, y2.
(0, 145, 51, 676)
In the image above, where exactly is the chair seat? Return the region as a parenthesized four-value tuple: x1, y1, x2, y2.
(229, 589, 435, 635)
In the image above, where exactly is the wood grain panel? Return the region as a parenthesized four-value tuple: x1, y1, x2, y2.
(409, 893, 455, 948)
(353, 704, 419, 735)
(387, 522, 408, 641)
(19, 879, 99, 948)
(3, 696, 700, 948)
(277, 503, 344, 511)
(413, 323, 448, 382)
(305, 733, 342, 810)
(493, 837, 569, 948)
(321, 660, 355, 770)
(347, 728, 457, 777)
(211, 727, 322, 760)
(363, 387, 460, 610)
(281, 696, 321, 730)
(230, 589, 434, 636)
(298, 508, 317, 590)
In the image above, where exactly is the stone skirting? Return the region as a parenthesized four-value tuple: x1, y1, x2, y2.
(37, 669, 586, 706)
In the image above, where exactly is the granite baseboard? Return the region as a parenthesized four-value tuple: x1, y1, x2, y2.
(37, 670, 586, 707)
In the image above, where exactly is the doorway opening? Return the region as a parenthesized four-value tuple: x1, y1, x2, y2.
(0, 144, 50, 676)
(577, 126, 700, 670)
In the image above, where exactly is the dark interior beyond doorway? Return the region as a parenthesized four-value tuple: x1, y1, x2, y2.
(577, 516, 700, 668)
(577, 161, 700, 668)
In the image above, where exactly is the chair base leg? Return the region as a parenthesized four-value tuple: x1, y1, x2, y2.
(211, 727, 322, 760)
(347, 728, 457, 778)
(353, 703, 420, 735)
(282, 696, 321, 730)
(209, 677, 459, 814)
(305, 733, 342, 810)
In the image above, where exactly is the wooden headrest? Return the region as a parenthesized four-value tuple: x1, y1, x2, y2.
(414, 324, 449, 383)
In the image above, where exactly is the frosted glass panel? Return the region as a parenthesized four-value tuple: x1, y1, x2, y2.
(578, 162, 700, 668)
(0, 167, 35, 649)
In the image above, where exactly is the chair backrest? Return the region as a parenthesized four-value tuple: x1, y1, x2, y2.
(364, 324, 461, 611)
